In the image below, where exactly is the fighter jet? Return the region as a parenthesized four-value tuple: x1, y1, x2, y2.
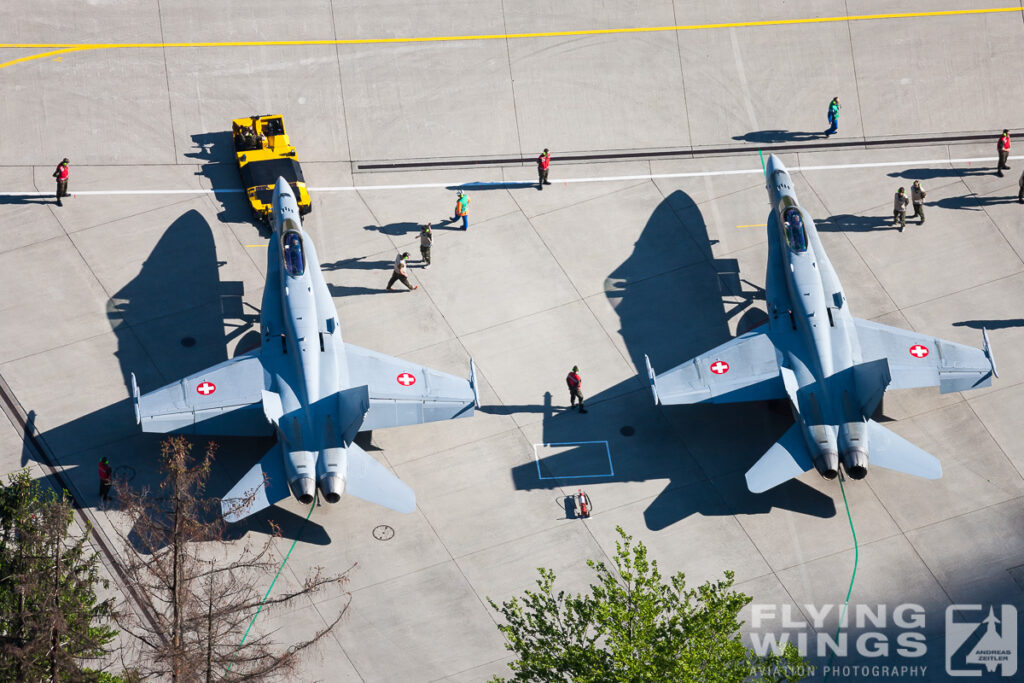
(644, 155, 996, 493)
(132, 177, 479, 521)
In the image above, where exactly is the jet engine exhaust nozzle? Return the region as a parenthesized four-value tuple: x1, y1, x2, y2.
(318, 474, 345, 504)
(289, 476, 316, 505)
(815, 450, 839, 480)
(841, 448, 869, 480)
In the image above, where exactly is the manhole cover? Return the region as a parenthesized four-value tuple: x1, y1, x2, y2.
(180, 336, 196, 348)
(620, 425, 635, 436)
(372, 525, 395, 541)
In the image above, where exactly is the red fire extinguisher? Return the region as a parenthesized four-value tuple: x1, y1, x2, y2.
(577, 489, 592, 518)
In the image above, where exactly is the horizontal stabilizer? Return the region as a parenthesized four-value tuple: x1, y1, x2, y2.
(745, 422, 815, 493)
(865, 419, 941, 480)
(221, 442, 290, 523)
(345, 441, 416, 513)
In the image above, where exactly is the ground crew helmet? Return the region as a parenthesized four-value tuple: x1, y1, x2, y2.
(457, 190, 464, 197)
(572, 366, 579, 372)
(62, 158, 69, 164)
(401, 252, 410, 258)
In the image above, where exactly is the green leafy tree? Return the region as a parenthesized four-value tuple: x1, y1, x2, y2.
(489, 526, 808, 682)
(0, 470, 119, 682)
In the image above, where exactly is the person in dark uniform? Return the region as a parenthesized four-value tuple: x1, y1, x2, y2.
(910, 181, 926, 224)
(53, 158, 69, 206)
(893, 187, 909, 231)
(537, 149, 551, 189)
(1018, 170, 1024, 204)
(566, 366, 587, 413)
(419, 224, 433, 268)
(386, 252, 418, 291)
(98, 457, 113, 503)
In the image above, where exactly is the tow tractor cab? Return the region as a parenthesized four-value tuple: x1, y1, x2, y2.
(232, 114, 312, 222)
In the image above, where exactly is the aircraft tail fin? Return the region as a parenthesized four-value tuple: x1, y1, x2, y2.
(221, 442, 290, 523)
(745, 422, 815, 493)
(345, 441, 416, 514)
(865, 419, 942, 480)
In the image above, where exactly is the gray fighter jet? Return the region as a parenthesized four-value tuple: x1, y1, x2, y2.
(132, 177, 479, 521)
(645, 155, 996, 493)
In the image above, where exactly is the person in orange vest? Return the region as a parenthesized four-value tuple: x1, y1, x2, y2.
(997, 130, 1011, 176)
(52, 158, 69, 206)
(98, 456, 113, 503)
(537, 148, 551, 190)
(452, 190, 470, 230)
(566, 365, 587, 413)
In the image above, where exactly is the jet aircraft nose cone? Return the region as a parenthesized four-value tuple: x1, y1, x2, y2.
(274, 176, 290, 196)
(765, 154, 785, 176)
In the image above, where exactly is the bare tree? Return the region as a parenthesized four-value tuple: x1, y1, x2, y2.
(113, 437, 352, 681)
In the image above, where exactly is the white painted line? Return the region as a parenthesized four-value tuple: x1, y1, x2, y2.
(1, 154, 1021, 197)
(533, 440, 614, 480)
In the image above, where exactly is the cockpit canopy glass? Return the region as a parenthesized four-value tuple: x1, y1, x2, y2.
(283, 232, 305, 277)
(783, 208, 808, 253)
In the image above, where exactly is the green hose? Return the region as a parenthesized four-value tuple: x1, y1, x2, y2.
(823, 475, 859, 682)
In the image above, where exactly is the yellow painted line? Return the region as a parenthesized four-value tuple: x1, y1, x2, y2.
(245, 244, 268, 248)
(0, 47, 86, 70)
(736, 224, 767, 229)
(0, 7, 1019, 51)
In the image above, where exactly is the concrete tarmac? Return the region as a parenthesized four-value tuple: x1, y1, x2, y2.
(2, 3, 1024, 681)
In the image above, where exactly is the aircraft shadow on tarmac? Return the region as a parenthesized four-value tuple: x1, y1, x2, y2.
(505, 190, 837, 530)
(20, 210, 330, 545)
(732, 129, 829, 143)
(186, 131, 262, 232)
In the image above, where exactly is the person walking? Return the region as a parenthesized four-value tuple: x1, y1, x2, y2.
(893, 187, 909, 231)
(453, 190, 470, 230)
(997, 129, 1011, 176)
(53, 158, 69, 206)
(566, 365, 587, 413)
(419, 223, 433, 268)
(825, 97, 840, 136)
(98, 457, 113, 503)
(537, 148, 551, 189)
(910, 180, 926, 224)
(386, 252, 418, 291)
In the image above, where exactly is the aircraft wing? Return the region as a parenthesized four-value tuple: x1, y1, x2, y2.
(853, 318, 996, 393)
(131, 352, 273, 436)
(645, 329, 785, 405)
(343, 343, 478, 430)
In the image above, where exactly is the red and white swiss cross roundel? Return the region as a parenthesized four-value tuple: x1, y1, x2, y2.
(196, 381, 216, 395)
(710, 360, 730, 375)
(396, 372, 416, 386)
(909, 344, 929, 359)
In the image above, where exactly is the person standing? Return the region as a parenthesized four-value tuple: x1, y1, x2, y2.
(825, 97, 840, 136)
(566, 366, 587, 413)
(997, 129, 1011, 176)
(98, 457, 113, 503)
(893, 187, 909, 231)
(386, 252, 418, 291)
(910, 181, 926, 224)
(453, 190, 470, 230)
(53, 158, 69, 206)
(537, 148, 551, 189)
(419, 223, 433, 268)
(1018, 169, 1024, 203)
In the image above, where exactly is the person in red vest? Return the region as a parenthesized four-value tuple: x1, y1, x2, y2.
(98, 456, 113, 503)
(566, 365, 587, 413)
(537, 148, 551, 190)
(997, 130, 1011, 176)
(52, 158, 69, 206)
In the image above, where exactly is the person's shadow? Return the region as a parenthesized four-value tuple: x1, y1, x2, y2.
(733, 130, 828, 144)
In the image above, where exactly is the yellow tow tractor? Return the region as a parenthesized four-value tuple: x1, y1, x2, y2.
(232, 114, 312, 222)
